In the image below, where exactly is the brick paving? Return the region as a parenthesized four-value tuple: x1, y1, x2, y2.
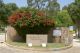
(0, 39, 80, 53)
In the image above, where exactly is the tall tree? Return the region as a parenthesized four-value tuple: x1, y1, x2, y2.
(27, 0, 47, 9)
(0, 3, 18, 25)
(46, 0, 60, 17)
(0, 0, 4, 7)
(0, 0, 6, 28)
(27, 0, 60, 17)
(68, 0, 80, 37)
(27, 0, 33, 7)
(62, 6, 68, 10)
(55, 10, 73, 27)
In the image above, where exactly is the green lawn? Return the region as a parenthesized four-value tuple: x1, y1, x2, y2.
(6, 40, 65, 48)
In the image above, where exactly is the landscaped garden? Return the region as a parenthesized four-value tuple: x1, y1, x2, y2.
(0, 0, 80, 49)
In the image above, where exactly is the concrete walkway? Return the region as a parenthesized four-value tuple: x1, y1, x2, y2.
(73, 39, 80, 47)
(0, 39, 80, 53)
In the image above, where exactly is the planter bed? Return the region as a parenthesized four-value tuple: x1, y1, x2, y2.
(6, 40, 68, 48)
(6, 40, 73, 51)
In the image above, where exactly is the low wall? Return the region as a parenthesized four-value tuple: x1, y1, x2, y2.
(26, 34, 47, 46)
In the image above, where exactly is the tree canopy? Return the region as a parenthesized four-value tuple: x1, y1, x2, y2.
(55, 10, 73, 27)
(68, 0, 80, 26)
(0, 0, 18, 25)
(0, 0, 74, 28)
(67, 0, 80, 37)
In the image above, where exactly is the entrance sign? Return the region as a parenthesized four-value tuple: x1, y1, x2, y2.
(26, 34, 47, 45)
(69, 26, 73, 31)
(53, 30, 61, 36)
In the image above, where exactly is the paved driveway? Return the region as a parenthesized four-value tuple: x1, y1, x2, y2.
(0, 33, 5, 43)
(0, 39, 80, 53)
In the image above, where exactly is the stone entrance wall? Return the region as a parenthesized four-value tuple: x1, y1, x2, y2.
(50, 27, 73, 45)
(6, 26, 73, 45)
(61, 27, 73, 45)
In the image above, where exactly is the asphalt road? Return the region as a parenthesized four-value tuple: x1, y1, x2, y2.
(0, 46, 80, 53)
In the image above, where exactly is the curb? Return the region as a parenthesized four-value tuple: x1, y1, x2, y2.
(5, 42, 73, 51)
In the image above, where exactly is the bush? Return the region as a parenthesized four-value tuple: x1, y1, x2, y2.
(8, 9, 54, 39)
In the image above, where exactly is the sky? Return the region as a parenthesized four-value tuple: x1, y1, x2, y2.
(3, 0, 75, 9)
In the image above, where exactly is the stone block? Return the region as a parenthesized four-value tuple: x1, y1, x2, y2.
(26, 34, 47, 46)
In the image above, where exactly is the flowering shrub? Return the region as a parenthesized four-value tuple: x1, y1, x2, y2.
(8, 10, 54, 27)
(8, 9, 54, 34)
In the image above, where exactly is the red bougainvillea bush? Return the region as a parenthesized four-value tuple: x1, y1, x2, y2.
(8, 9, 54, 37)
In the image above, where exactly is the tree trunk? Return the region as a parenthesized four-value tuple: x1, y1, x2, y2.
(78, 27, 80, 38)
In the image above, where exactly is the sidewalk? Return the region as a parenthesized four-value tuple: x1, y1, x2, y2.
(0, 43, 7, 47)
(73, 39, 80, 47)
